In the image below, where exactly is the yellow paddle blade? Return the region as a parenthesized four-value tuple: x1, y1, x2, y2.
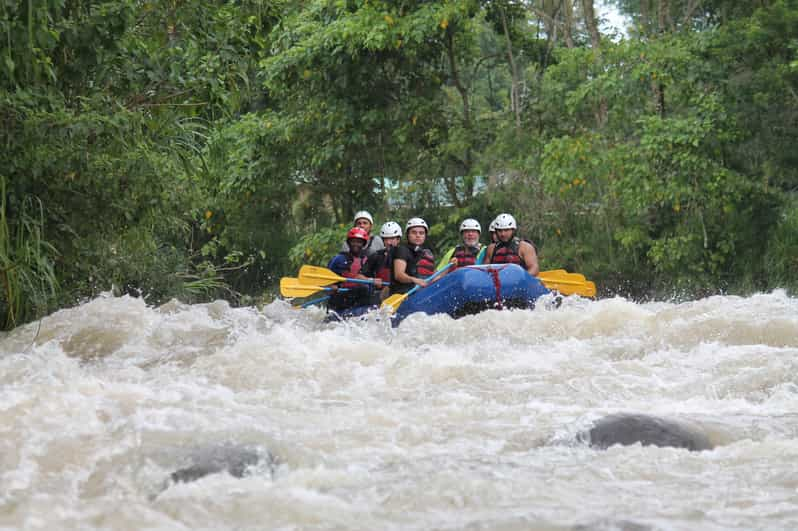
(539, 269, 569, 277)
(536, 269, 596, 297)
(538, 275, 589, 286)
(539, 278, 596, 297)
(538, 270, 586, 282)
(280, 277, 326, 298)
(298, 265, 345, 286)
(381, 292, 409, 314)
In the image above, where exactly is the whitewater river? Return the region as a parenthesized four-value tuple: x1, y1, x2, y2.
(2, 291, 798, 530)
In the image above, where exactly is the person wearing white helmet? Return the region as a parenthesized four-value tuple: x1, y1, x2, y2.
(488, 218, 499, 243)
(341, 210, 384, 258)
(436, 218, 486, 269)
(485, 213, 539, 275)
(392, 217, 436, 294)
(352, 210, 374, 231)
(363, 221, 402, 301)
(378, 220, 402, 241)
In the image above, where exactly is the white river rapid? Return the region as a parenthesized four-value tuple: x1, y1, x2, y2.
(1, 291, 798, 530)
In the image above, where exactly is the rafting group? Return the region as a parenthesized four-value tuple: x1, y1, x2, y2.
(280, 210, 596, 324)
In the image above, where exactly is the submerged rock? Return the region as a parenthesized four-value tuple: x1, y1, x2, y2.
(578, 413, 714, 452)
(573, 519, 652, 531)
(165, 445, 276, 487)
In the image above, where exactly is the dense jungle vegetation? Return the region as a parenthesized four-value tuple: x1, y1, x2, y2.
(2, 0, 797, 329)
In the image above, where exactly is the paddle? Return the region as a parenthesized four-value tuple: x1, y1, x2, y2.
(280, 277, 350, 298)
(475, 246, 487, 265)
(298, 295, 330, 308)
(539, 270, 586, 283)
(538, 270, 587, 284)
(297, 265, 376, 287)
(537, 270, 596, 297)
(381, 263, 454, 314)
(539, 269, 569, 277)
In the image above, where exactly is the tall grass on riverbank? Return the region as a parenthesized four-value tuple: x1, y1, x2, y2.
(1, 176, 59, 330)
(764, 200, 798, 294)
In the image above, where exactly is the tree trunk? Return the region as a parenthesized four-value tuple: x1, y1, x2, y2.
(498, 6, 522, 128)
(444, 29, 472, 204)
(445, 30, 471, 133)
(658, 0, 673, 32)
(652, 0, 670, 117)
(682, 0, 701, 27)
(652, 81, 666, 117)
(443, 176, 463, 208)
(563, 0, 575, 49)
(580, 0, 607, 128)
(640, 0, 651, 35)
(581, 0, 601, 50)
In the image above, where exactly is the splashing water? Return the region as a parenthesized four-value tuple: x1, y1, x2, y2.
(2, 291, 798, 530)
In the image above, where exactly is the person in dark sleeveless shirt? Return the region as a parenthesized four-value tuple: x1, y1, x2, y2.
(484, 213, 539, 276)
(392, 217, 435, 295)
(364, 221, 402, 302)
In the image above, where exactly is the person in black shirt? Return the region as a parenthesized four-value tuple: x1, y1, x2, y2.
(364, 221, 402, 302)
(392, 217, 436, 295)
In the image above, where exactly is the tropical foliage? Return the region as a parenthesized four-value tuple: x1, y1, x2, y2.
(2, 0, 797, 328)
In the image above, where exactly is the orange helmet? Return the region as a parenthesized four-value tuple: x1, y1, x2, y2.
(347, 227, 369, 242)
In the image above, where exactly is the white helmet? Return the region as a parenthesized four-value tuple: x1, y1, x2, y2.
(459, 218, 481, 233)
(489, 219, 497, 232)
(493, 213, 517, 230)
(405, 217, 429, 233)
(379, 221, 402, 238)
(352, 210, 374, 225)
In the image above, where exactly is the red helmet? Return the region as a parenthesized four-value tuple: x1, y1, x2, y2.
(347, 227, 369, 242)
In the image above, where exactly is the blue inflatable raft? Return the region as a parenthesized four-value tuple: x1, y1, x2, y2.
(392, 263, 549, 325)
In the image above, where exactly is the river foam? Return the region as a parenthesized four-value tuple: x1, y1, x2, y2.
(2, 291, 798, 529)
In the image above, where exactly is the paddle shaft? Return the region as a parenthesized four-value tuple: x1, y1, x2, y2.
(300, 295, 330, 308)
(298, 265, 376, 286)
(383, 262, 454, 312)
(405, 262, 453, 297)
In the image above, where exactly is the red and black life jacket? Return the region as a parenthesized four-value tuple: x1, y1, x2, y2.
(340, 253, 368, 289)
(491, 237, 527, 270)
(326, 251, 373, 312)
(391, 244, 436, 294)
(453, 244, 481, 267)
(408, 246, 435, 278)
(371, 247, 394, 283)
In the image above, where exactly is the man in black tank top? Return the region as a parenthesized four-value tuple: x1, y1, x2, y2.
(364, 221, 402, 302)
(392, 217, 436, 294)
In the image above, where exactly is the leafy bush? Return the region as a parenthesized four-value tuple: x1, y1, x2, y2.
(288, 227, 349, 271)
(764, 199, 798, 293)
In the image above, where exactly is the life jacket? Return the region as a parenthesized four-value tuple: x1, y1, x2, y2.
(371, 247, 394, 283)
(406, 245, 435, 278)
(453, 244, 481, 267)
(392, 244, 435, 294)
(338, 252, 368, 289)
(490, 237, 527, 270)
(327, 251, 372, 312)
